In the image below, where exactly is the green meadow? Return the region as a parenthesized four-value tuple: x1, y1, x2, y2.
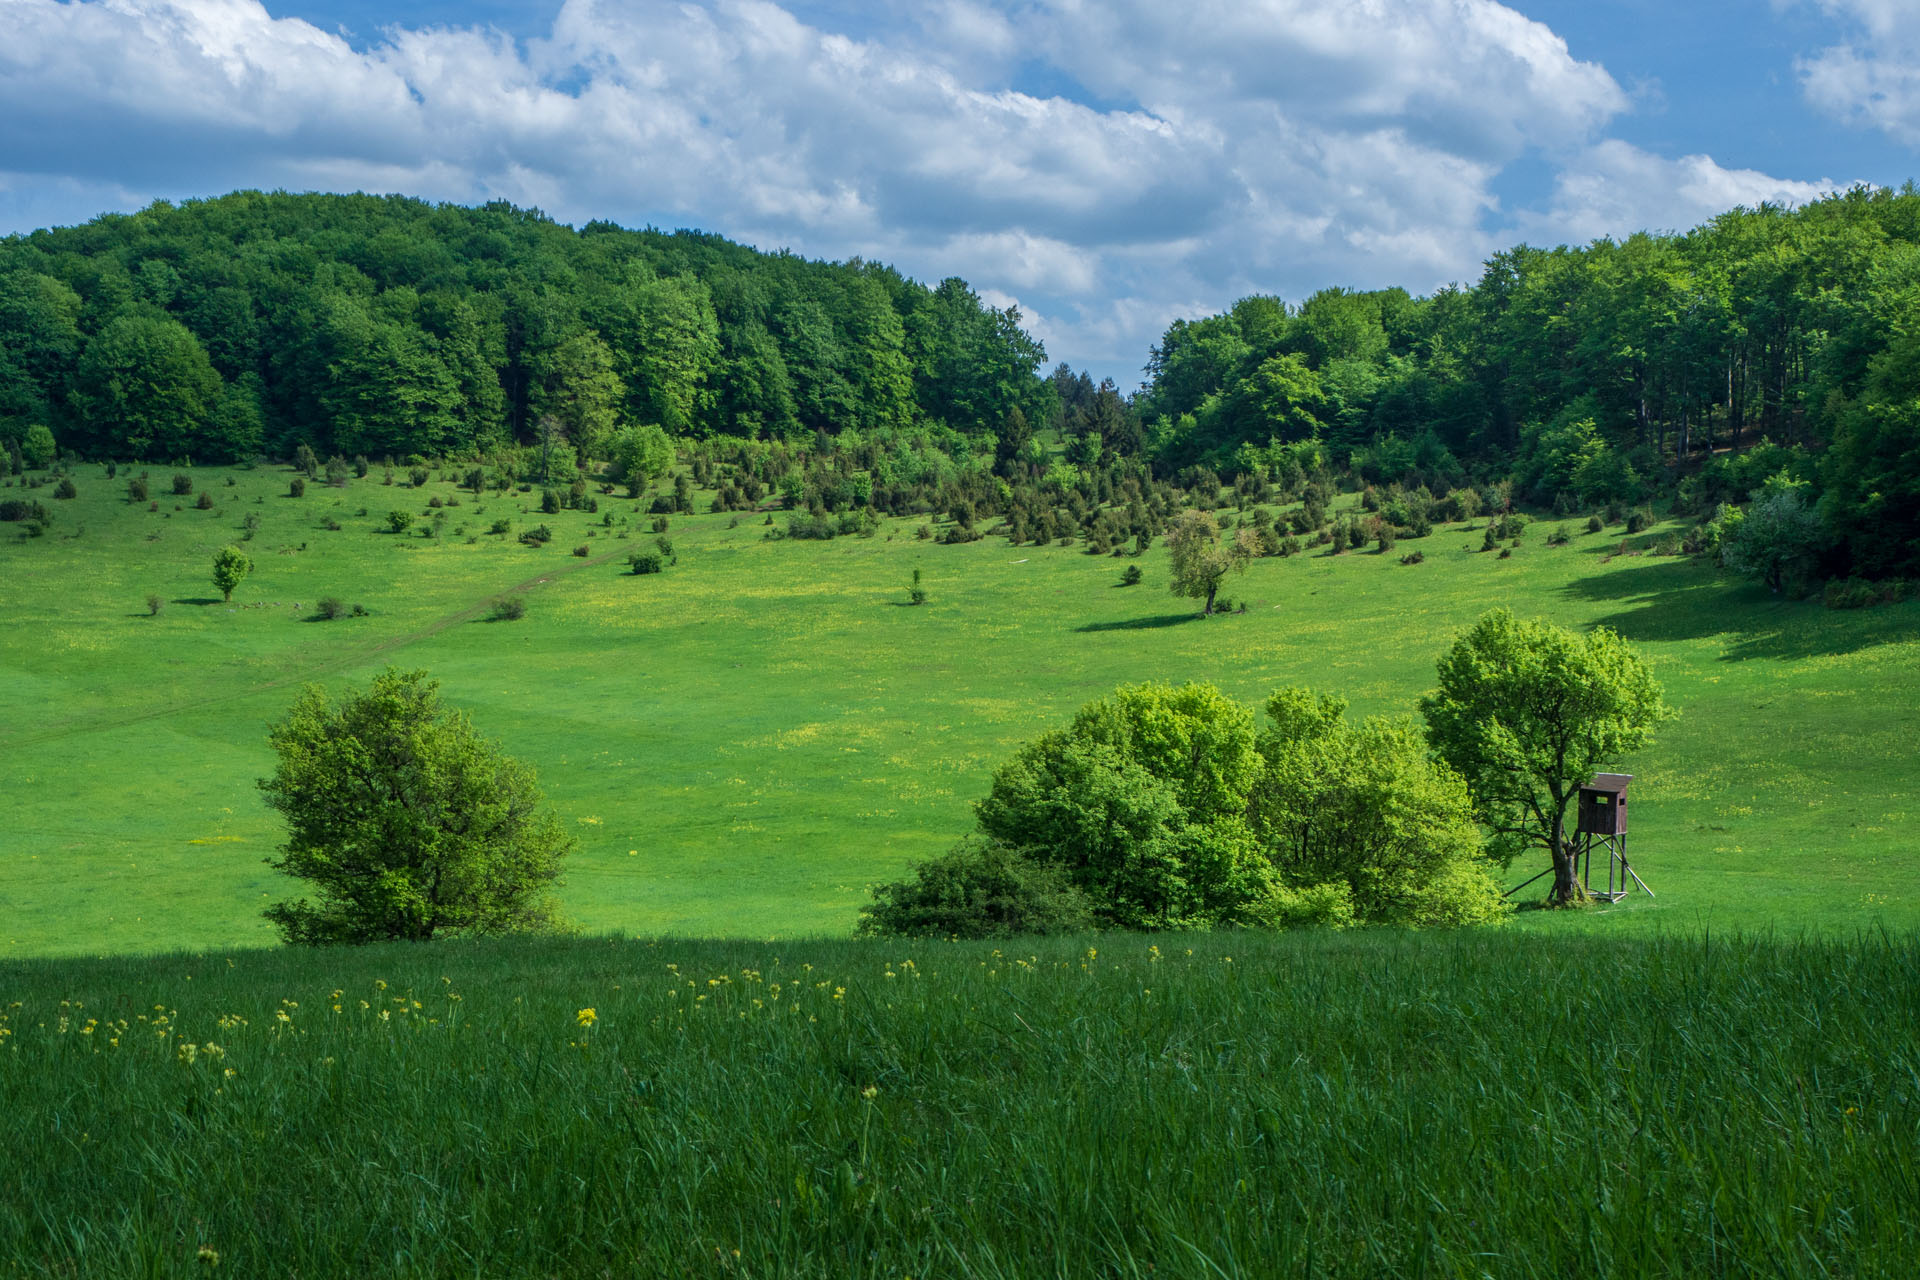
(3, 930, 1916, 1277)
(3, 461, 1917, 957)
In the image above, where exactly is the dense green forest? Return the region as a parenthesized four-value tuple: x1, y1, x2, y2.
(0, 191, 1052, 464)
(1134, 184, 1920, 580)
(3, 185, 1917, 579)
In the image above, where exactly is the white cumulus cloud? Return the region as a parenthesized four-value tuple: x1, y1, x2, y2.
(0, 0, 1835, 381)
(1796, 0, 1920, 146)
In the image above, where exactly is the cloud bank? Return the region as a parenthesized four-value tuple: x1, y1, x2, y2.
(0, 0, 1840, 382)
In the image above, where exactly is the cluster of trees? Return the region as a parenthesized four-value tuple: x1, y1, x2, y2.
(1131, 187, 1920, 581)
(862, 609, 1672, 937)
(0, 191, 1052, 465)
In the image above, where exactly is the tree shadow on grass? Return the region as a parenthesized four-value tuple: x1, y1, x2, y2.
(1075, 613, 1204, 633)
(1559, 558, 1917, 662)
(172, 597, 224, 607)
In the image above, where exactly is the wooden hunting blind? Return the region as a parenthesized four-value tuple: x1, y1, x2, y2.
(1578, 773, 1632, 837)
(1505, 772, 1654, 902)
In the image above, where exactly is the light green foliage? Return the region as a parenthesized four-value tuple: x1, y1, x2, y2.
(976, 682, 1275, 930)
(604, 423, 675, 497)
(1421, 609, 1672, 905)
(386, 510, 414, 534)
(20, 423, 56, 469)
(210, 545, 252, 603)
(1251, 688, 1506, 927)
(259, 668, 571, 944)
(535, 332, 624, 461)
(1165, 509, 1254, 614)
(1720, 471, 1831, 595)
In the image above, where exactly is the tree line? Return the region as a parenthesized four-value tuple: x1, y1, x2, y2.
(0, 190, 1052, 465)
(4, 185, 1917, 580)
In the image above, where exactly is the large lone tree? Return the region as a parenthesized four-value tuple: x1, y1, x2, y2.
(1419, 609, 1673, 907)
(259, 668, 573, 944)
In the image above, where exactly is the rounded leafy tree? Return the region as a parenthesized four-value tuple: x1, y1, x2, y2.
(259, 668, 573, 944)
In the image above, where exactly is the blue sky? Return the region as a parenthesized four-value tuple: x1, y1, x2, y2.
(1, 0, 1914, 386)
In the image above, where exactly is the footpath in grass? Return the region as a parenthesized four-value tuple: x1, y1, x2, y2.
(2, 461, 1918, 955)
(2, 929, 1916, 1278)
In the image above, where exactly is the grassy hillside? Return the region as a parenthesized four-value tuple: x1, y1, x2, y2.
(3, 930, 1916, 1277)
(2, 461, 1917, 956)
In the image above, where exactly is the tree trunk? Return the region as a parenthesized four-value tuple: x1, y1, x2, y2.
(1204, 583, 1217, 615)
(1546, 811, 1585, 907)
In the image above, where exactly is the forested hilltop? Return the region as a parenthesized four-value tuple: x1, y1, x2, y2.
(3, 185, 1917, 580)
(0, 191, 1052, 461)
(1136, 184, 1920, 580)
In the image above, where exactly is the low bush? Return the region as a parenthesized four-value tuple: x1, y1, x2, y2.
(518, 524, 553, 546)
(127, 477, 149, 502)
(0, 499, 49, 523)
(195, 492, 215, 510)
(487, 597, 526, 621)
(289, 477, 306, 498)
(145, 594, 163, 616)
(628, 551, 665, 575)
(1400, 550, 1425, 565)
(858, 840, 1096, 939)
(170, 473, 194, 496)
(316, 597, 348, 620)
(1824, 577, 1915, 610)
(1121, 564, 1143, 586)
(572, 544, 590, 557)
(53, 477, 76, 500)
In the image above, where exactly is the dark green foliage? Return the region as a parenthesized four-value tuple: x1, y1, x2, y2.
(144, 593, 162, 616)
(170, 473, 193, 496)
(315, 597, 348, 620)
(1121, 564, 1142, 586)
(52, 476, 75, 499)
(258, 668, 571, 944)
(0, 192, 1049, 463)
(628, 551, 664, 575)
(386, 510, 414, 534)
(288, 476, 305, 498)
(857, 839, 1096, 938)
(0, 498, 48, 522)
(1400, 550, 1425, 564)
(518, 523, 552, 546)
(488, 597, 526, 621)
(194, 491, 214, 510)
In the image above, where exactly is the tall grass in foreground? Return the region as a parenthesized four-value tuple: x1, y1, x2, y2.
(3, 929, 1916, 1277)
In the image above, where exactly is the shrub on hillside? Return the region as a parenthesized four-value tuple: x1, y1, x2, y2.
(127, 476, 149, 502)
(259, 667, 571, 943)
(53, 477, 76, 500)
(0, 499, 49, 523)
(171, 473, 194, 496)
(488, 597, 526, 621)
(289, 477, 306, 498)
(857, 840, 1096, 939)
(518, 524, 552, 546)
(316, 597, 348, 620)
(628, 551, 664, 575)
(195, 491, 214, 510)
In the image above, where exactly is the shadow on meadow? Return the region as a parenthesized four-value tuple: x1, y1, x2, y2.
(1075, 613, 1206, 633)
(1560, 559, 1915, 662)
